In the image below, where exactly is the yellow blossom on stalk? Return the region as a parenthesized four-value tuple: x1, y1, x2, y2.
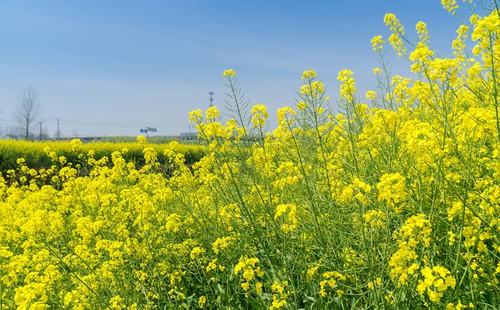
(136, 135, 147, 145)
(108, 295, 125, 309)
(397, 214, 432, 248)
(300, 80, 325, 97)
(301, 69, 317, 80)
(388, 33, 406, 56)
(198, 295, 207, 308)
(340, 177, 372, 205)
(342, 247, 364, 267)
(190, 246, 205, 260)
(234, 257, 264, 292)
(353, 177, 372, 193)
(276, 106, 296, 125)
(339, 185, 354, 203)
(205, 106, 220, 121)
(384, 13, 404, 34)
(270, 281, 288, 310)
(417, 266, 456, 302)
(372, 67, 382, 75)
(367, 277, 382, 290)
(143, 147, 158, 168)
(441, 0, 458, 14)
(452, 24, 469, 57)
(409, 42, 434, 73)
(165, 213, 182, 233)
(319, 271, 346, 297)
(365, 90, 378, 101)
(255, 282, 263, 295)
(415, 21, 429, 43)
(306, 265, 320, 281)
(371, 35, 385, 51)
(206, 258, 222, 272)
(274, 203, 298, 232)
(470, 11, 499, 56)
(427, 58, 459, 81)
(389, 213, 434, 287)
(270, 297, 286, 310)
(212, 236, 235, 254)
(70, 138, 83, 150)
(446, 301, 474, 310)
(223, 69, 237, 78)
(59, 155, 67, 165)
(363, 209, 386, 229)
(189, 109, 203, 123)
(14, 283, 49, 309)
(251, 104, 269, 128)
(296, 101, 308, 111)
(337, 69, 354, 82)
(273, 161, 300, 189)
(389, 244, 420, 285)
(376, 173, 407, 207)
(337, 69, 356, 100)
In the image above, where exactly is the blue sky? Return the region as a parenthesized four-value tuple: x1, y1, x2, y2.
(0, 0, 459, 136)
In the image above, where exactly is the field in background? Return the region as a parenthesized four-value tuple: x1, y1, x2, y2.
(67, 135, 198, 144)
(0, 139, 205, 171)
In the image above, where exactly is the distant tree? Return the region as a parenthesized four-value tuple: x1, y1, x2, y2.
(15, 86, 40, 140)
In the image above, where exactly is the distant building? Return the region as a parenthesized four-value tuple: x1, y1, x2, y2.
(140, 127, 158, 135)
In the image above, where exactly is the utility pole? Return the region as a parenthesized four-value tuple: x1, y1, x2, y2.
(208, 91, 214, 107)
(39, 121, 42, 141)
(56, 118, 61, 139)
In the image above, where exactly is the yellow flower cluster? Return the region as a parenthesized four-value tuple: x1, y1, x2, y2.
(270, 281, 288, 310)
(371, 35, 385, 51)
(416, 21, 429, 43)
(319, 271, 346, 297)
(417, 266, 456, 302)
(441, 0, 459, 14)
(274, 203, 298, 232)
(300, 80, 325, 97)
(223, 69, 237, 78)
(365, 90, 378, 101)
(384, 13, 406, 56)
(251, 104, 269, 128)
(363, 209, 386, 229)
(301, 69, 317, 80)
(376, 173, 407, 209)
(389, 214, 432, 285)
(234, 256, 264, 293)
(212, 236, 235, 254)
(337, 69, 356, 100)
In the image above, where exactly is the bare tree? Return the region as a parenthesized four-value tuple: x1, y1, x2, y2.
(15, 86, 40, 140)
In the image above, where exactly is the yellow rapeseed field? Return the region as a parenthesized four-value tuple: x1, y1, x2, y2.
(1, 1, 499, 309)
(0, 139, 205, 172)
